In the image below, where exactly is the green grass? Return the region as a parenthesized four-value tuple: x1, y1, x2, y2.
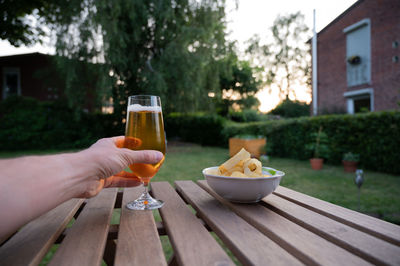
(3, 144, 400, 265)
(3, 145, 400, 223)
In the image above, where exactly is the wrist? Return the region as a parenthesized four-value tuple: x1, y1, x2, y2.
(60, 150, 99, 199)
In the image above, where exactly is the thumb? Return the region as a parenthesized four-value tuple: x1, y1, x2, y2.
(120, 149, 164, 166)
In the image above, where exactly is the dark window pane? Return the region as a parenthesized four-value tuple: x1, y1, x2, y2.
(354, 97, 370, 113)
(5, 73, 18, 95)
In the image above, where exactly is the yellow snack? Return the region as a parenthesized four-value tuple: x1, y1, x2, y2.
(220, 148, 250, 173)
(230, 171, 248, 178)
(218, 148, 268, 178)
(218, 165, 228, 175)
(243, 158, 262, 176)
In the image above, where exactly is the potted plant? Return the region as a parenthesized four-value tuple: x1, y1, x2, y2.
(347, 55, 361, 65)
(229, 135, 266, 158)
(342, 152, 360, 172)
(306, 126, 330, 170)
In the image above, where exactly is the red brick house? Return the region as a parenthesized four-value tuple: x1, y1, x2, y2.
(0, 52, 109, 112)
(313, 0, 400, 114)
(0, 53, 63, 101)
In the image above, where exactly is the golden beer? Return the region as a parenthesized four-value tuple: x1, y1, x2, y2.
(124, 106, 166, 185)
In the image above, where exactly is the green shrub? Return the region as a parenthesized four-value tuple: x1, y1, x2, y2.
(229, 109, 262, 122)
(305, 126, 330, 159)
(342, 152, 360, 162)
(164, 113, 226, 146)
(269, 98, 310, 118)
(0, 96, 120, 150)
(223, 111, 400, 174)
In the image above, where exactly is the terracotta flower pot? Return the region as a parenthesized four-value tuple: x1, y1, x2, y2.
(342, 160, 358, 173)
(310, 158, 324, 170)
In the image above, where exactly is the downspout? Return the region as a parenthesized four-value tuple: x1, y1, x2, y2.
(312, 9, 318, 116)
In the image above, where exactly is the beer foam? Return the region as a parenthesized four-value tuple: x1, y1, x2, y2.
(127, 104, 162, 113)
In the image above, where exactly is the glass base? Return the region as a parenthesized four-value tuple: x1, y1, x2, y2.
(126, 191, 164, 210)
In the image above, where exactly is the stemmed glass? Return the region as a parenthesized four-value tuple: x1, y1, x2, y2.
(124, 95, 166, 210)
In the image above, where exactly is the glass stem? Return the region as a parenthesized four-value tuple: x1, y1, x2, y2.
(143, 183, 149, 195)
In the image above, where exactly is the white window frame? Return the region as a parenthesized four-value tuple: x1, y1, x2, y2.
(343, 18, 370, 34)
(344, 88, 374, 114)
(343, 18, 371, 87)
(2, 67, 21, 99)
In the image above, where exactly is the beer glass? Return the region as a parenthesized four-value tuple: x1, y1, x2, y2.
(124, 95, 166, 210)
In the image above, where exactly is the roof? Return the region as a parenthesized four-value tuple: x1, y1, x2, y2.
(0, 52, 51, 59)
(317, 0, 364, 36)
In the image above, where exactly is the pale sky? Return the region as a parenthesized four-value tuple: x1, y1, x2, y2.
(0, 0, 358, 112)
(225, 0, 358, 112)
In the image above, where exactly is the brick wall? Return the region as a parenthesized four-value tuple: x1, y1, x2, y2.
(314, 0, 400, 114)
(0, 53, 63, 101)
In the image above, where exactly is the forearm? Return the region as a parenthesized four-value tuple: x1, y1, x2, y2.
(0, 136, 163, 243)
(0, 151, 94, 242)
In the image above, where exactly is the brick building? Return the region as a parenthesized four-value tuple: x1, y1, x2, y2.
(313, 0, 400, 114)
(0, 53, 63, 101)
(0, 52, 108, 112)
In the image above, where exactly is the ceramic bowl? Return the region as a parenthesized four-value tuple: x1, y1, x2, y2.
(202, 166, 284, 203)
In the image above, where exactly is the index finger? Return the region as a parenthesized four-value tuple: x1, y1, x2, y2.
(111, 136, 125, 148)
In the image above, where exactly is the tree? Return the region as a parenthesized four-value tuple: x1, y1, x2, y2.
(269, 97, 310, 118)
(216, 53, 261, 115)
(49, 0, 234, 120)
(0, 0, 80, 47)
(0, 0, 45, 46)
(246, 12, 311, 100)
(2, 0, 260, 118)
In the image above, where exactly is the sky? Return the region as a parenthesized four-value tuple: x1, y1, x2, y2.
(0, 0, 358, 112)
(225, 0, 358, 112)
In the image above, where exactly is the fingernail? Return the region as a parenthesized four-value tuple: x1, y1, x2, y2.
(155, 151, 164, 161)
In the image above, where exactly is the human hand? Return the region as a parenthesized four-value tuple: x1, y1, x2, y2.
(77, 136, 164, 198)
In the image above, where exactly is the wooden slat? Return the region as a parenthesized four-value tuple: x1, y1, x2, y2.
(0, 198, 83, 266)
(274, 186, 400, 246)
(263, 193, 400, 265)
(49, 188, 118, 266)
(175, 181, 303, 266)
(198, 180, 372, 266)
(114, 187, 166, 266)
(151, 181, 234, 266)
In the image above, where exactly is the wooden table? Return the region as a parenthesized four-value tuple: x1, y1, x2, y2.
(1, 180, 400, 266)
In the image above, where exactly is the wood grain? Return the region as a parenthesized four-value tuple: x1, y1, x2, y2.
(175, 180, 302, 266)
(198, 180, 372, 266)
(274, 186, 400, 246)
(263, 193, 400, 265)
(0, 198, 83, 266)
(114, 186, 166, 266)
(151, 181, 234, 266)
(49, 188, 118, 266)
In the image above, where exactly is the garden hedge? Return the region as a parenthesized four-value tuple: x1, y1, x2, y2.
(1, 97, 399, 174)
(164, 112, 226, 146)
(0, 96, 120, 150)
(223, 111, 400, 175)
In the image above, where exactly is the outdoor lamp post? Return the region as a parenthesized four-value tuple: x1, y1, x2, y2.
(354, 169, 364, 211)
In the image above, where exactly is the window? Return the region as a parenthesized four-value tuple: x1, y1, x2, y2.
(344, 88, 374, 114)
(2, 68, 21, 99)
(344, 19, 371, 87)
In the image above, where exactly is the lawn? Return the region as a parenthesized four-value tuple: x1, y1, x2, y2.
(2, 143, 400, 265)
(2, 143, 400, 224)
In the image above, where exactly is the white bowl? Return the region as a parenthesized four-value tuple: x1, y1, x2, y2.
(202, 166, 285, 203)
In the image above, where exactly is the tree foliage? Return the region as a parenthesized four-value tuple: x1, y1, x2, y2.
(0, 0, 81, 46)
(1, 0, 261, 119)
(45, 0, 261, 121)
(269, 97, 310, 118)
(217, 54, 261, 115)
(246, 12, 311, 100)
